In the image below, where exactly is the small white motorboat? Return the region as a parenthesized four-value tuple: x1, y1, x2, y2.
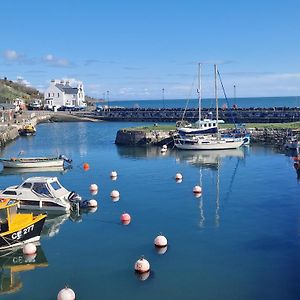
(0, 155, 72, 168)
(0, 177, 82, 212)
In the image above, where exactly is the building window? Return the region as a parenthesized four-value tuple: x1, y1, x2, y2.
(48, 93, 50, 97)
(57, 93, 59, 97)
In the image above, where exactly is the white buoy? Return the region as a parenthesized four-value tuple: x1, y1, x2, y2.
(161, 145, 167, 153)
(111, 196, 120, 202)
(88, 207, 98, 213)
(110, 171, 118, 178)
(57, 287, 75, 300)
(90, 190, 98, 196)
(87, 199, 98, 207)
(110, 190, 120, 198)
(23, 243, 37, 255)
(136, 270, 150, 281)
(193, 185, 202, 194)
(89, 184, 98, 192)
(175, 173, 183, 180)
(134, 256, 150, 273)
(24, 253, 37, 263)
(155, 246, 168, 255)
(154, 234, 168, 247)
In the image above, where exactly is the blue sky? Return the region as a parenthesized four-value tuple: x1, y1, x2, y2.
(1, 0, 300, 100)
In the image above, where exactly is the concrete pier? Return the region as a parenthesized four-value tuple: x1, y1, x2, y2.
(89, 107, 300, 123)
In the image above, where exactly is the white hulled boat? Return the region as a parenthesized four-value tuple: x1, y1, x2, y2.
(0, 155, 72, 168)
(175, 64, 244, 150)
(0, 177, 81, 212)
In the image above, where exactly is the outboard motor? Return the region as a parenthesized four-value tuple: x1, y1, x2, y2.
(68, 191, 82, 202)
(59, 154, 73, 164)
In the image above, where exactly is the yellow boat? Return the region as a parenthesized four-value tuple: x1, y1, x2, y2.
(0, 245, 48, 295)
(18, 124, 36, 136)
(0, 199, 46, 250)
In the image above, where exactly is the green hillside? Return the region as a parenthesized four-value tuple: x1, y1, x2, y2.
(0, 78, 42, 103)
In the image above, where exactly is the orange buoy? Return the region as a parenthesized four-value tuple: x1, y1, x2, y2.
(134, 256, 150, 273)
(121, 213, 131, 225)
(83, 163, 90, 171)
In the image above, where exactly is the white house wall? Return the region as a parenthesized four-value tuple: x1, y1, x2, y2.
(44, 81, 86, 108)
(44, 85, 65, 108)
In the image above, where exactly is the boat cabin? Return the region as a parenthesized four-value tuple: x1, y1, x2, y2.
(0, 177, 72, 211)
(0, 199, 17, 233)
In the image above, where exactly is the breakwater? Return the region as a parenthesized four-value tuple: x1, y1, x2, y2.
(115, 127, 300, 148)
(89, 107, 300, 123)
(115, 129, 175, 146)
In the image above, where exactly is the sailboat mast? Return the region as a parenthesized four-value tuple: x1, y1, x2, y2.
(214, 64, 219, 128)
(198, 63, 202, 128)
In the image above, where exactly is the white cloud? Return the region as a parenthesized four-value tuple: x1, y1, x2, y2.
(3, 49, 20, 61)
(43, 54, 71, 67)
(16, 76, 31, 86)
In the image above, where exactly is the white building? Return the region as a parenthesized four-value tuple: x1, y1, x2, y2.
(44, 80, 86, 109)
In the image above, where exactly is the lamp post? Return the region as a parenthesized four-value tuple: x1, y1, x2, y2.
(107, 90, 110, 111)
(233, 85, 236, 100)
(162, 88, 165, 109)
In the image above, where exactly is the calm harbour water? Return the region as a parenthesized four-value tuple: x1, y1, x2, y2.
(0, 122, 299, 300)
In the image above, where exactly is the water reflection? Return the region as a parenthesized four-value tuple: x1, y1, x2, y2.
(41, 213, 70, 238)
(0, 166, 71, 177)
(116, 146, 167, 159)
(0, 245, 48, 295)
(176, 148, 246, 228)
(174, 148, 245, 169)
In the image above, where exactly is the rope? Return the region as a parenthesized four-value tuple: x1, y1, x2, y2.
(217, 70, 237, 128)
(181, 71, 198, 122)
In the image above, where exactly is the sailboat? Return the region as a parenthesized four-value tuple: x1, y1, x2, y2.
(177, 63, 220, 136)
(174, 64, 244, 150)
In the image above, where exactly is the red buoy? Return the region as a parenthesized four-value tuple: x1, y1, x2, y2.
(121, 213, 131, 225)
(83, 163, 90, 171)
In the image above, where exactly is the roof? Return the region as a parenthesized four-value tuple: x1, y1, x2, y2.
(55, 83, 78, 95)
(24, 176, 58, 183)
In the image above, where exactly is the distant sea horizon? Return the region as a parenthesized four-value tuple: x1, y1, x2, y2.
(104, 95, 300, 109)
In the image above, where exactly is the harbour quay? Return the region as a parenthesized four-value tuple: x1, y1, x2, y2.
(89, 106, 300, 123)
